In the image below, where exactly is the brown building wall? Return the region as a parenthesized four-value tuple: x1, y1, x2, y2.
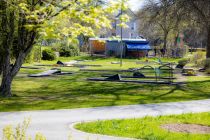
(90, 40, 106, 54)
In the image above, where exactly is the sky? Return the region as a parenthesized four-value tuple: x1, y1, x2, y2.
(128, 0, 145, 11)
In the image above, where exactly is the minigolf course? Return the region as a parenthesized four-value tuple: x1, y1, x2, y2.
(28, 68, 73, 77)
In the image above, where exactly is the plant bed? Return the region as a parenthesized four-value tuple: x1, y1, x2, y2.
(161, 123, 210, 134)
(182, 69, 197, 76)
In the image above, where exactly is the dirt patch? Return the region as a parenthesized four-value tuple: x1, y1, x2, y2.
(161, 123, 210, 134)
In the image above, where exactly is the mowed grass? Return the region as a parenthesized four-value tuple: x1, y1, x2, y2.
(0, 56, 210, 112)
(75, 112, 210, 140)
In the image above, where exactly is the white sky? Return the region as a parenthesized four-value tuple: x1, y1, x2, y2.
(128, 0, 145, 11)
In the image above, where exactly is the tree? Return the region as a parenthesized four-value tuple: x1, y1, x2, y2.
(144, 0, 176, 56)
(0, 0, 16, 97)
(137, 6, 162, 45)
(137, 0, 187, 56)
(0, 0, 119, 97)
(179, 0, 210, 58)
(183, 24, 207, 50)
(171, 1, 188, 47)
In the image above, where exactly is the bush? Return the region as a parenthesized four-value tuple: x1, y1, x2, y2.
(204, 58, 210, 69)
(190, 51, 206, 67)
(178, 58, 189, 66)
(51, 42, 61, 52)
(194, 51, 205, 60)
(42, 49, 56, 61)
(3, 118, 46, 140)
(59, 44, 79, 57)
(206, 68, 210, 74)
(25, 46, 41, 63)
(25, 51, 34, 63)
(187, 70, 196, 76)
(183, 69, 196, 76)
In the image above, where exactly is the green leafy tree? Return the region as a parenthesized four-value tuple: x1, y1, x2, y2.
(137, 0, 191, 56)
(0, 0, 119, 97)
(179, 0, 210, 58)
(144, 0, 176, 54)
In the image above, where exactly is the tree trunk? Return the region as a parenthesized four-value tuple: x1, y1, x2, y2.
(206, 26, 210, 58)
(163, 0, 167, 57)
(0, 0, 7, 77)
(0, 74, 13, 97)
(0, 50, 13, 97)
(0, 1, 15, 97)
(0, 58, 2, 75)
(163, 33, 168, 50)
(0, 31, 36, 97)
(163, 31, 168, 57)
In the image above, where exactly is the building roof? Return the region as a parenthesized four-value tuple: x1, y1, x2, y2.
(116, 8, 137, 19)
(126, 42, 151, 50)
(90, 38, 147, 42)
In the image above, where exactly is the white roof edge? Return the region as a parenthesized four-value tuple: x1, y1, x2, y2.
(89, 38, 147, 41)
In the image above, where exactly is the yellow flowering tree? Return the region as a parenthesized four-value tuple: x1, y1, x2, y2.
(0, 0, 120, 97)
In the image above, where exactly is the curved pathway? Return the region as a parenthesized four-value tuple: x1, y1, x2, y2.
(0, 99, 210, 140)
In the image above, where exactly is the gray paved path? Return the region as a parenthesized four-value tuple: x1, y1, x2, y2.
(0, 99, 210, 140)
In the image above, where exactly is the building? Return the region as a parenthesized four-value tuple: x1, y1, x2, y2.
(88, 9, 151, 58)
(89, 38, 151, 58)
(100, 9, 140, 39)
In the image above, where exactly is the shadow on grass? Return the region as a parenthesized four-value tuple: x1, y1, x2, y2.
(0, 71, 210, 112)
(153, 85, 186, 99)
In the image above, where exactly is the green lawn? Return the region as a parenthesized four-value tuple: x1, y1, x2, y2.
(0, 56, 210, 112)
(75, 112, 210, 140)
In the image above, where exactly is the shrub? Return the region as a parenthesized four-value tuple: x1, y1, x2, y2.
(51, 42, 61, 52)
(25, 46, 42, 63)
(42, 49, 56, 61)
(190, 58, 206, 68)
(59, 45, 79, 57)
(190, 51, 206, 67)
(33, 46, 42, 62)
(59, 41, 80, 57)
(3, 118, 46, 140)
(25, 50, 34, 63)
(186, 70, 196, 76)
(177, 58, 189, 68)
(188, 71, 195, 75)
(204, 58, 210, 69)
(194, 51, 205, 60)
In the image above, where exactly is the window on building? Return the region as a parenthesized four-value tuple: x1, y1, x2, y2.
(131, 22, 136, 30)
(130, 33, 133, 38)
(112, 21, 117, 29)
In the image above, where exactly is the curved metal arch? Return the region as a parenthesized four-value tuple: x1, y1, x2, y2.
(140, 65, 155, 70)
(139, 65, 158, 82)
(159, 63, 174, 83)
